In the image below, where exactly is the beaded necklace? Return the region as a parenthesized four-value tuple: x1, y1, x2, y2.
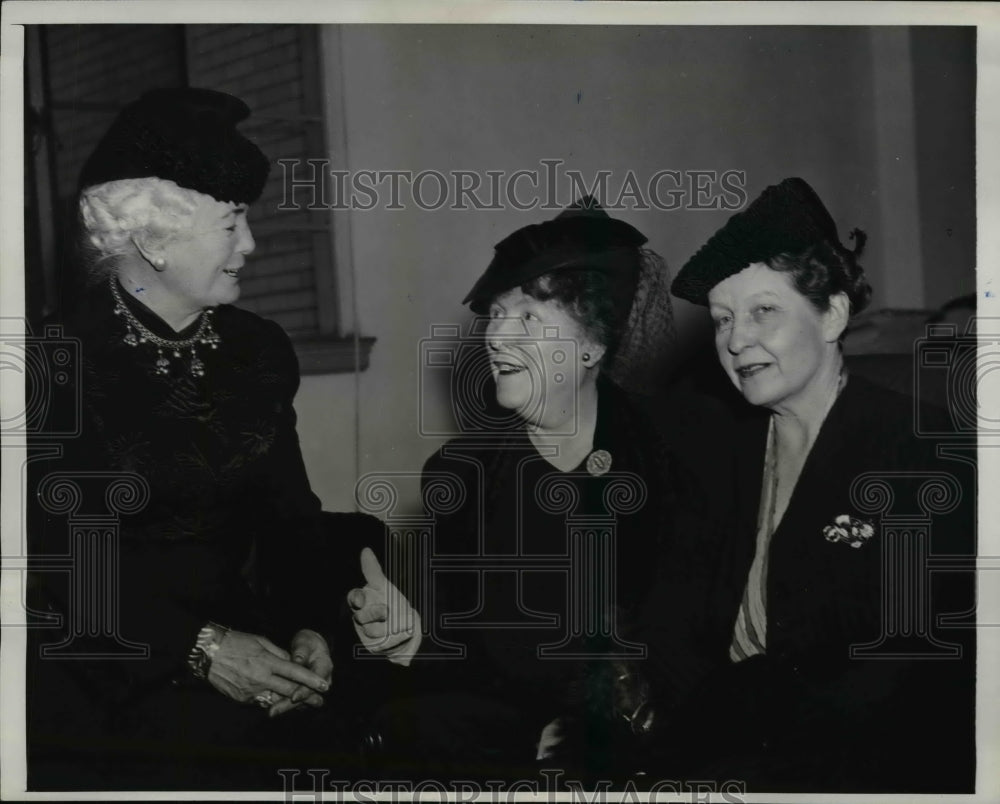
(109, 276, 221, 377)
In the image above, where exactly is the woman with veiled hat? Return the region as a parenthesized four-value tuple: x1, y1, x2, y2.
(26, 88, 415, 790)
(361, 199, 679, 780)
(638, 177, 975, 791)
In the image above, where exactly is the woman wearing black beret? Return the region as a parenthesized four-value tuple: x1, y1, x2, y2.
(640, 177, 976, 791)
(364, 199, 678, 781)
(26, 88, 414, 790)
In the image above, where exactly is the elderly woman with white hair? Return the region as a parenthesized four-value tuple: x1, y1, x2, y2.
(26, 88, 415, 790)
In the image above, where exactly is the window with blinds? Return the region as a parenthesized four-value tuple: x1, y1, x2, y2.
(28, 23, 370, 374)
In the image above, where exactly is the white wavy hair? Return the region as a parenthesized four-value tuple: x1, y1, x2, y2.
(78, 177, 203, 283)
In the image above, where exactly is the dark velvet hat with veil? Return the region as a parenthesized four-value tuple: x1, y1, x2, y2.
(463, 196, 649, 313)
(671, 177, 850, 306)
(78, 87, 270, 205)
(463, 197, 675, 394)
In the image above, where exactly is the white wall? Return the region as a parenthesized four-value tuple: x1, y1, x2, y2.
(294, 25, 975, 516)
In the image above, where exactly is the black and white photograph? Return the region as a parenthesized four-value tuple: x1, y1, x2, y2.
(1, 2, 997, 800)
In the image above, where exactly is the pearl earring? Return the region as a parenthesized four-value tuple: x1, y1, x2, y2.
(582, 353, 591, 363)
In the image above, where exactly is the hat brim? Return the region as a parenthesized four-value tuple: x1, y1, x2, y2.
(671, 177, 841, 306)
(465, 213, 647, 312)
(464, 246, 639, 313)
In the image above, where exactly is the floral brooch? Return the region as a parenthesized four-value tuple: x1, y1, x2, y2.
(823, 514, 875, 548)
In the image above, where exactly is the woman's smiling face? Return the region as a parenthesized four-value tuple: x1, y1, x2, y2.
(485, 287, 598, 429)
(156, 193, 256, 314)
(708, 263, 842, 413)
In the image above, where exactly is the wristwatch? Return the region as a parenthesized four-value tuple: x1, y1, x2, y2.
(186, 621, 229, 680)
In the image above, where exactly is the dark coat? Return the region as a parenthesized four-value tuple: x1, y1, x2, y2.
(370, 378, 677, 779)
(26, 281, 382, 790)
(642, 375, 976, 792)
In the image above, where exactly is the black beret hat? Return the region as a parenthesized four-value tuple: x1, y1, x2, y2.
(78, 87, 270, 205)
(671, 177, 844, 306)
(463, 196, 648, 313)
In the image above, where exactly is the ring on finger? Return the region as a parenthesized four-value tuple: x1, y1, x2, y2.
(254, 690, 277, 707)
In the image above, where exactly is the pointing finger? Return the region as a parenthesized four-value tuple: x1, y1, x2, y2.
(359, 547, 388, 592)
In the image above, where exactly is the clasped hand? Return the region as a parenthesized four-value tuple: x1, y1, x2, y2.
(207, 628, 332, 717)
(207, 546, 419, 718)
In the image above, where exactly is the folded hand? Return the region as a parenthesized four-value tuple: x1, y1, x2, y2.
(267, 629, 334, 717)
(206, 628, 330, 709)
